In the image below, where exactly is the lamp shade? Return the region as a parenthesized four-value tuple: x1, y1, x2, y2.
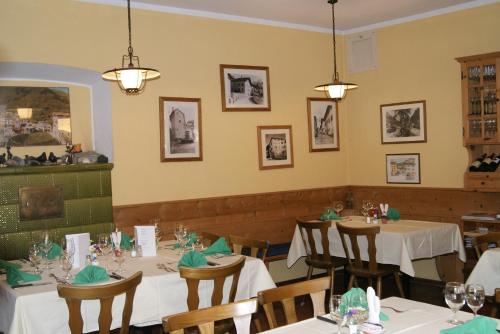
(314, 81, 358, 100)
(17, 108, 32, 119)
(102, 67, 160, 95)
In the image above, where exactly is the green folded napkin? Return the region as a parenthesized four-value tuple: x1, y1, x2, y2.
(440, 316, 498, 334)
(6, 267, 41, 286)
(120, 233, 133, 250)
(320, 209, 341, 221)
(387, 208, 400, 221)
(202, 237, 232, 256)
(0, 259, 22, 270)
(339, 288, 368, 316)
(73, 265, 109, 285)
(47, 243, 62, 260)
(178, 251, 207, 268)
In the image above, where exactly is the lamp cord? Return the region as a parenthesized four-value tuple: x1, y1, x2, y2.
(331, 1, 338, 81)
(127, 0, 134, 65)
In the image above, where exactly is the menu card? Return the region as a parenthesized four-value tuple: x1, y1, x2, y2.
(134, 226, 156, 257)
(66, 233, 90, 268)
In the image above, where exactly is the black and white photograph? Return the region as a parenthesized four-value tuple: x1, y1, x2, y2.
(160, 97, 202, 162)
(0, 86, 71, 147)
(380, 100, 426, 144)
(220, 64, 271, 112)
(257, 125, 293, 170)
(307, 98, 339, 152)
(386, 153, 421, 184)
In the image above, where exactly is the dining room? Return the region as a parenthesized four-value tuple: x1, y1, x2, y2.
(0, 0, 500, 333)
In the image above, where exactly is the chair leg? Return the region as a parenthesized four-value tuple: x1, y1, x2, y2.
(376, 277, 382, 298)
(348, 274, 355, 290)
(329, 268, 335, 294)
(394, 272, 405, 298)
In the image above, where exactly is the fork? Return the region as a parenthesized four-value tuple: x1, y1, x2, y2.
(49, 273, 69, 284)
(381, 306, 408, 313)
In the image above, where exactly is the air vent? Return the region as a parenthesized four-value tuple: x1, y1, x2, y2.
(347, 31, 378, 73)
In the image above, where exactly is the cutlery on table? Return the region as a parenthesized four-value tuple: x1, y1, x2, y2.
(157, 263, 178, 272)
(110, 272, 124, 280)
(316, 315, 337, 324)
(12, 282, 53, 289)
(49, 273, 69, 284)
(381, 306, 407, 313)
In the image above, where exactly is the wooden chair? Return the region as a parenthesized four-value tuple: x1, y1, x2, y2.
(257, 276, 330, 329)
(296, 219, 346, 293)
(163, 298, 258, 334)
(229, 235, 268, 260)
(199, 231, 223, 247)
(179, 256, 246, 310)
(336, 222, 404, 298)
(474, 231, 500, 259)
(57, 271, 143, 334)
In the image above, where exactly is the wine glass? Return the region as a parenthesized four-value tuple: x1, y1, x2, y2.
(113, 248, 126, 273)
(39, 230, 54, 270)
(465, 284, 485, 318)
(98, 234, 111, 256)
(61, 237, 75, 257)
(28, 244, 43, 274)
(333, 201, 344, 216)
(60, 252, 73, 280)
(329, 294, 343, 334)
(444, 282, 466, 325)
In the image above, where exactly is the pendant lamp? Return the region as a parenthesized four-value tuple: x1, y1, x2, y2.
(102, 0, 160, 95)
(314, 0, 358, 100)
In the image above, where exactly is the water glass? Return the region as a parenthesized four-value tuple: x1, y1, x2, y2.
(60, 237, 75, 257)
(329, 294, 343, 334)
(39, 230, 54, 270)
(465, 284, 485, 318)
(113, 248, 126, 273)
(444, 282, 465, 325)
(98, 234, 111, 256)
(60, 253, 74, 280)
(28, 244, 43, 274)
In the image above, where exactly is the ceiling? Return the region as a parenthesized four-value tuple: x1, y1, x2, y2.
(122, 0, 494, 33)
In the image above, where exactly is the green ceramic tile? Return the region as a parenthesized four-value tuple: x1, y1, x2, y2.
(0, 233, 5, 260)
(77, 171, 101, 198)
(53, 172, 78, 200)
(3, 232, 32, 260)
(27, 174, 53, 187)
(0, 205, 19, 234)
(100, 170, 112, 197)
(0, 175, 28, 205)
(90, 197, 113, 224)
(65, 199, 91, 226)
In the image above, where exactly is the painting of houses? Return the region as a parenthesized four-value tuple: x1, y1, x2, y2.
(307, 98, 339, 152)
(0, 87, 71, 147)
(386, 154, 421, 184)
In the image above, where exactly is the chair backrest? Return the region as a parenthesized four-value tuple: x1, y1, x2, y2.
(199, 231, 222, 246)
(229, 235, 268, 260)
(163, 298, 258, 334)
(474, 231, 500, 258)
(257, 276, 330, 329)
(180, 256, 246, 310)
(57, 271, 143, 334)
(296, 219, 332, 263)
(336, 222, 380, 272)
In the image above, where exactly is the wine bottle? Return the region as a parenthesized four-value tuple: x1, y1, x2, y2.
(479, 154, 494, 171)
(469, 154, 486, 172)
(489, 154, 500, 172)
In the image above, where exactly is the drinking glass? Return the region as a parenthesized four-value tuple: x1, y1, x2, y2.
(39, 230, 54, 270)
(60, 237, 75, 257)
(28, 244, 43, 274)
(98, 234, 111, 256)
(329, 294, 343, 334)
(465, 284, 485, 318)
(60, 252, 74, 280)
(113, 248, 126, 273)
(444, 282, 466, 325)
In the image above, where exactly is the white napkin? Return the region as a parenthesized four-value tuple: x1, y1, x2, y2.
(379, 203, 389, 216)
(367, 287, 381, 324)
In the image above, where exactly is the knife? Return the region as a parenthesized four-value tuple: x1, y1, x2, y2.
(12, 282, 53, 289)
(110, 272, 125, 280)
(316, 315, 337, 325)
(206, 261, 219, 266)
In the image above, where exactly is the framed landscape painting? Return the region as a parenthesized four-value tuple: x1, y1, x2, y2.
(257, 125, 293, 170)
(380, 100, 426, 144)
(159, 97, 202, 162)
(307, 97, 339, 152)
(386, 153, 421, 184)
(220, 64, 271, 112)
(0, 86, 71, 147)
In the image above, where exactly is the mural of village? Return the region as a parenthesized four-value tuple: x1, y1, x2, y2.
(312, 104, 335, 145)
(227, 73, 265, 105)
(169, 107, 196, 154)
(388, 155, 420, 183)
(385, 107, 421, 138)
(0, 87, 71, 147)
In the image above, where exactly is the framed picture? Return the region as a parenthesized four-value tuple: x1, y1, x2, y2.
(257, 125, 293, 170)
(220, 64, 271, 112)
(380, 100, 426, 144)
(0, 86, 71, 147)
(159, 97, 202, 162)
(386, 153, 421, 184)
(307, 98, 339, 152)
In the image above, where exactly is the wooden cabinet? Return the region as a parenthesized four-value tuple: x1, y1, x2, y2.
(456, 52, 500, 192)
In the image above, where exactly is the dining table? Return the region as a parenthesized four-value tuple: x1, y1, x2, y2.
(0, 240, 276, 334)
(466, 248, 500, 296)
(287, 216, 466, 277)
(261, 296, 500, 334)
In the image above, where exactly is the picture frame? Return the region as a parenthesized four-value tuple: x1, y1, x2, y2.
(380, 100, 426, 144)
(220, 64, 271, 112)
(386, 153, 421, 184)
(307, 97, 339, 152)
(257, 125, 293, 170)
(159, 97, 202, 162)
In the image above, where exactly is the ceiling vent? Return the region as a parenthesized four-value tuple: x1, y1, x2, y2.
(347, 31, 378, 73)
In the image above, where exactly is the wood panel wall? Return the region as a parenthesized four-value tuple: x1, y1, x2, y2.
(113, 186, 500, 244)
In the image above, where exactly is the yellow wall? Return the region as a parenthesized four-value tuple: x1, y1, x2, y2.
(345, 3, 500, 187)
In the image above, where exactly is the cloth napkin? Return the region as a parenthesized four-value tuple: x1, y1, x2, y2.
(439, 316, 498, 334)
(320, 209, 342, 221)
(387, 208, 400, 221)
(120, 233, 133, 250)
(178, 251, 207, 268)
(6, 267, 41, 286)
(47, 243, 62, 260)
(0, 259, 21, 270)
(201, 237, 232, 256)
(73, 265, 109, 285)
(339, 288, 368, 316)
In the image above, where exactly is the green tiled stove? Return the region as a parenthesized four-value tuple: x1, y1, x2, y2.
(0, 163, 114, 260)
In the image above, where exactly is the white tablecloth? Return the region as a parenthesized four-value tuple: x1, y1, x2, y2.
(287, 216, 466, 276)
(261, 297, 500, 334)
(0, 243, 276, 334)
(466, 248, 500, 296)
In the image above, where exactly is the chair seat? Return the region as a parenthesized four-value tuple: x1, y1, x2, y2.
(345, 262, 400, 278)
(305, 256, 346, 270)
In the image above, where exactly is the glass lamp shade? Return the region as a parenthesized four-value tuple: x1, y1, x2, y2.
(17, 108, 33, 119)
(314, 81, 358, 100)
(102, 67, 160, 95)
